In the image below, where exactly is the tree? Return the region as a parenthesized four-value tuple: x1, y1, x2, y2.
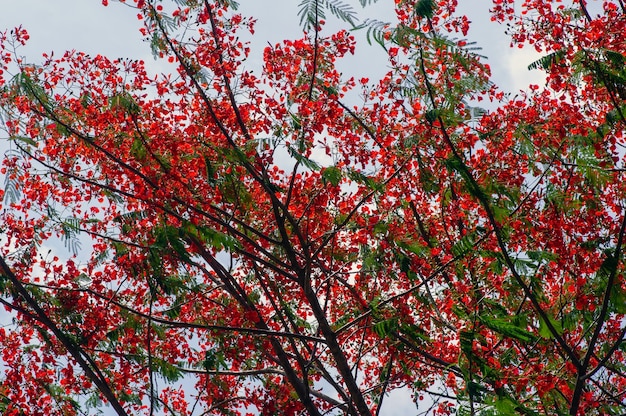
(0, 0, 625, 414)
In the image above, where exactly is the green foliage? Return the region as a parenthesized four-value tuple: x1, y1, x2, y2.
(530, 47, 626, 100)
(1, 1, 625, 415)
(130, 137, 147, 161)
(298, 0, 360, 29)
(479, 315, 536, 343)
(153, 224, 190, 261)
(202, 348, 228, 372)
(13, 71, 52, 110)
(444, 156, 490, 205)
(424, 108, 440, 124)
(184, 222, 240, 252)
(325, 0, 358, 26)
(42, 383, 80, 412)
(571, 137, 611, 187)
(9, 135, 37, 147)
(3, 167, 21, 206)
(354, 18, 390, 47)
(151, 356, 183, 382)
(609, 282, 626, 314)
(287, 146, 321, 171)
(321, 166, 342, 186)
(537, 314, 563, 340)
(451, 231, 479, 258)
(372, 317, 398, 338)
(413, 0, 436, 19)
(0, 274, 9, 295)
(108, 92, 140, 115)
(60, 217, 83, 256)
(528, 50, 566, 71)
(589, 49, 626, 99)
(346, 168, 385, 192)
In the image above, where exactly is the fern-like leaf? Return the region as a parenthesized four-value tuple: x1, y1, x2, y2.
(353, 18, 390, 48)
(3, 168, 21, 205)
(298, 0, 325, 29)
(528, 50, 565, 71)
(414, 0, 436, 19)
(325, 0, 358, 26)
(60, 217, 83, 256)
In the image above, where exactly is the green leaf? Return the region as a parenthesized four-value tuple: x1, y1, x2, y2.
(373, 220, 387, 235)
(424, 109, 439, 124)
(3, 165, 22, 205)
(494, 397, 517, 414)
(527, 250, 558, 262)
(326, 0, 358, 26)
(109, 92, 140, 115)
(451, 231, 477, 257)
(414, 0, 436, 19)
(203, 348, 228, 371)
(15, 72, 52, 108)
(9, 135, 37, 147)
(289, 112, 302, 130)
(0, 274, 9, 294)
(60, 217, 83, 256)
(373, 318, 398, 338)
(353, 18, 390, 47)
(346, 168, 385, 192)
(444, 156, 489, 203)
(322, 166, 342, 186)
(288, 146, 321, 171)
(599, 252, 618, 279)
(130, 137, 147, 160)
(538, 314, 563, 339)
(153, 225, 189, 261)
(204, 155, 217, 185)
(152, 357, 183, 382)
(399, 323, 431, 344)
(298, 0, 326, 29)
(528, 50, 566, 71)
(191, 224, 240, 252)
(609, 280, 626, 314)
(79, 92, 92, 108)
(155, 274, 186, 296)
(492, 205, 509, 222)
(459, 330, 474, 355)
(150, 32, 167, 60)
(480, 316, 536, 343)
(396, 239, 428, 257)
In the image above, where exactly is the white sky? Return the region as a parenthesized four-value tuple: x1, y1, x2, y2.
(0, 0, 544, 92)
(0, 1, 545, 415)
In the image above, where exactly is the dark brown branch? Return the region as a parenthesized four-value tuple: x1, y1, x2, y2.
(304, 288, 372, 416)
(392, 331, 463, 377)
(585, 326, 626, 380)
(578, 0, 593, 23)
(335, 99, 385, 148)
(416, 46, 580, 369)
(375, 353, 394, 416)
(190, 235, 324, 416)
(0, 256, 129, 416)
(81, 285, 327, 344)
(307, 0, 320, 100)
(15, 143, 299, 283)
(571, 210, 626, 414)
(335, 244, 477, 336)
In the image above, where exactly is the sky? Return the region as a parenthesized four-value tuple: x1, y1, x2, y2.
(0, 0, 545, 92)
(0, 1, 546, 415)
